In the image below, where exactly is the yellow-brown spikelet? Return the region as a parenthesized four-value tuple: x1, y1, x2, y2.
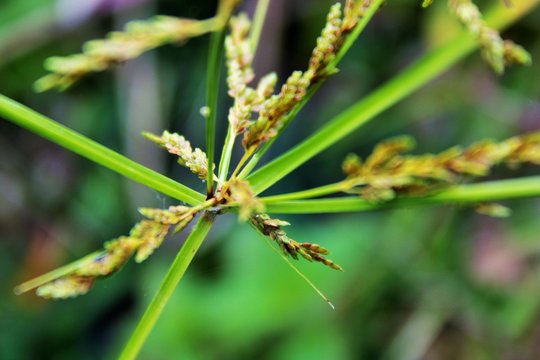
(250, 214, 343, 271)
(143, 131, 213, 180)
(341, 132, 540, 203)
(131, 221, 170, 263)
(36, 276, 95, 299)
(221, 179, 264, 221)
(34, 0, 240, 91)
(448, 0, 531, 74)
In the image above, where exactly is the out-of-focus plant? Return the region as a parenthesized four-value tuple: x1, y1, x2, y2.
(1, 0, 539, 359)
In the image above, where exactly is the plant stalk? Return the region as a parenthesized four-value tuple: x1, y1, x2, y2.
(249, 0, 271, 53)
(231, 148, 254, 179)
(263, 176, 540, 214)
(0, 94, 205, 205)
(218, 127, 236, 182)
(217, 0, 272, 183)
(119, 213, 215, 360)
(261, 181, 347, 203)
(205, 27, 227, 197)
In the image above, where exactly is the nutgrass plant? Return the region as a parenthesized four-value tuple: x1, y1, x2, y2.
(2, 0, 540, 358)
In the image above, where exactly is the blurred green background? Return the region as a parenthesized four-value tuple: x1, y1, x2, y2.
(1, 0, 540, 359)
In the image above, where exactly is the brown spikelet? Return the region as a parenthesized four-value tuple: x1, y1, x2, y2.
(250, 214, 342, 271)
(143, 131, 213, 180)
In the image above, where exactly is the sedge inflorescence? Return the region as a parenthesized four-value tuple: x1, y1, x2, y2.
(424, 0, 531, 74)
(341, 133, 540, 203)
(17, 0, 536, 301)
(34, 0, 240, 92)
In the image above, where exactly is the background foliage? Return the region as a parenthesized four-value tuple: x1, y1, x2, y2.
(1, 0, 540, 358)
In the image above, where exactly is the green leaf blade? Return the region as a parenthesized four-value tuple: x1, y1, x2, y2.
(205, 27, 227, 196)
(119, 213, 215, 360)
(264, 177, 540, 214)
(0, 94, 205, 205)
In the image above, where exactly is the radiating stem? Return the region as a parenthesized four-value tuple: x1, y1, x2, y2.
(0, 94, 205, 205)
(261, 181, 347, 203)
(246, 0, 540, 194)
(218, 127, 236, 182)
(217, 0, 272, 184)
(230, 148, 255, 179)
(250, 0, 271, 54)
(205, 19, 228, 196)
(263, 176, 540, 214)
(119, 213, 215, 360)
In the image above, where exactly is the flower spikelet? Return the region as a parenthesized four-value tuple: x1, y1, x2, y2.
(35, 236, 141, 299)
(504, 132, 540, 167)
(342, 132, 540, 202)
(131, 221, 171, 263)
(475, 203, 512, 218)
(34, 0, 240, 91)
(243, 71, 310, 151)
(139, 206, 192, 225)
(225, 13, 280, 135)
(33, 219, 173, 299)
(251, 214, 343, 271)
(75, 236, 141, 277)
(254, 73, 278, 109)
(309, 0, 376, 81)
(36, 276, 95, 300)
(240, 0, 380, 151)
(306, 3, 343, 81)
(225, 13, 255, 135)
(143, 131, 213, 180)
(226, 13, 255, 98)
(139, 205, 197, 236)
(448, 0, 531, 74)
(221, 179, 264, 221)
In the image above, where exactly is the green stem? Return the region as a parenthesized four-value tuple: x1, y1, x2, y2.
(249, 0, 271, 54)
(246, 0, 539, 194)
(13, 250, 106, 295)
(0, 94, 205, 205)
(119, 213, 215, 360)
(231, 148, 254, 179)
(217, 0, 271, 182)
(205, 28, 227, 197)
(261, 181, 346, 203)
(218, 127, 236, 182)
(263, 176, 540, 214)
(238, 0, 383, 178)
